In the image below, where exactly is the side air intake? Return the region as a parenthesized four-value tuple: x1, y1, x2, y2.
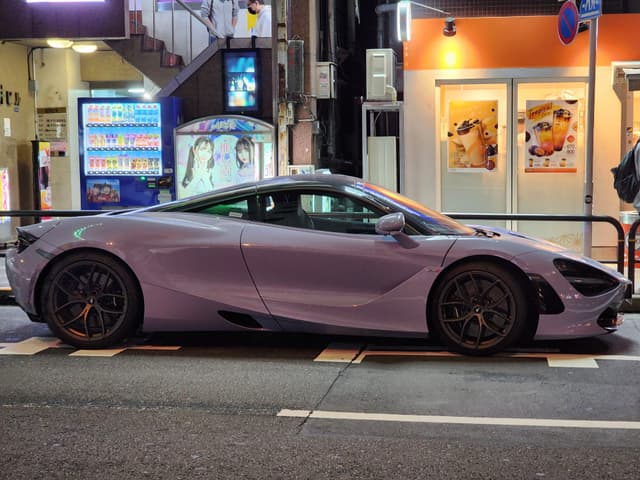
(218, 311, 264, 329)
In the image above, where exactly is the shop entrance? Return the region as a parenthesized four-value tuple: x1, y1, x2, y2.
(438, 78, 587, 252)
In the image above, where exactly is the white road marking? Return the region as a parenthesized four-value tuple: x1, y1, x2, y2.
(315, 346, 640, 368)
(0, 337, 62, 355)
(277, 409, 640, 430)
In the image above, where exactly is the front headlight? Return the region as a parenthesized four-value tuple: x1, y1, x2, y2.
(553, 259, 619, 296)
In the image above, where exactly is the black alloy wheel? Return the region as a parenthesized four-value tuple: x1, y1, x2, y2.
(431, 262, 529, 355)
(40, 252, 141, 348)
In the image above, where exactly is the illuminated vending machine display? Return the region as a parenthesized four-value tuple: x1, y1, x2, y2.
(78, 97, 182, 209)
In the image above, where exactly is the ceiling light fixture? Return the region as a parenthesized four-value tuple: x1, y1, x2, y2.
(47, 38, 74, 49)
(72, 43, 98, 53)
(443, 17, 456, 37)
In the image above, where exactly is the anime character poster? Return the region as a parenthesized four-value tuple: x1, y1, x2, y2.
(525, 100, 578, 173)
(86, 179, 121, 204)
(447, 100, 499, 172)
(175, 133, 258, 199)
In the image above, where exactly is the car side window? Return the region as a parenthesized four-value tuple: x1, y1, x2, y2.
(299, 192, 382, 234)
(190, 197, 253, 219)
(260, 192, 315, 229)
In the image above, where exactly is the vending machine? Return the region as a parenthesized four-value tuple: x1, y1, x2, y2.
(78, 97, 182, 209)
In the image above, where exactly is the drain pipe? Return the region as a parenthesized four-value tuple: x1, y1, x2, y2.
(374, 3, 396, 48)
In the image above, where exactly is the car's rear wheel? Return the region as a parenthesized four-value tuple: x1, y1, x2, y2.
(430, 262, 529, 356)
(39, 251, 141, 348)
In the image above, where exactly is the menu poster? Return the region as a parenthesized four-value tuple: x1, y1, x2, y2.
(0, 168, 10, 224)
(38, 142, 52, 211)
(525, 100, 578, 173)
(447, 100, 499, 172)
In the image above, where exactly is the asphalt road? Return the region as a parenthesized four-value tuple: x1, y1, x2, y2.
(1, 306, 639, 480)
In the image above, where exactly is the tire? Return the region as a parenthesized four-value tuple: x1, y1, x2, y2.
(430, 261, 530, 356)
(39, 251, 142, 348)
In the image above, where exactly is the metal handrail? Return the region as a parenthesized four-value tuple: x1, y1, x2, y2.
(445, 213, 625, 275)
(133, 0, 212, 70)
(0, 209, 629, 289)
(625, 217, 640, 291)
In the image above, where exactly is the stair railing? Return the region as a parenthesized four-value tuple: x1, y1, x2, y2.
(173, 0, 213, 63)
(139, 0, 212, 65)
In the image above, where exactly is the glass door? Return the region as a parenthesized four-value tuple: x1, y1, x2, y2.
(514, 80, 587, 252)
(438, 78, 587, 250)
(438, 81, 510, 228)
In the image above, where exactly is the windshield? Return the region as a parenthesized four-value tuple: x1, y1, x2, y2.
(359, 182, 475, 235)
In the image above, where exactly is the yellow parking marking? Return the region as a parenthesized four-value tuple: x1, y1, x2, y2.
(70, 349, 127, 357)
(353, 350, 460, 364)
(127, 345, 182, 351)
(69, 345, 183, 357)
(277, 409, 640, 430)
(316, 346, 640, 368)
(0, 337, 62, 355)
(314, 343, 363, 362)
(0, 337, 182, 356)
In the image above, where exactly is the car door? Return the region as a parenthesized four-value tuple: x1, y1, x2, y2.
(240, 189, 456, 335)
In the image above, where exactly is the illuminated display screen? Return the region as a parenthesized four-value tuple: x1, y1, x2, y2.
(26, 1, 104, 3)
(223, 50, 259, 114)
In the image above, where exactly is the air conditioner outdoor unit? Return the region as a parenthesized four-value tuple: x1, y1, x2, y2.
(366, 49, 397, 101)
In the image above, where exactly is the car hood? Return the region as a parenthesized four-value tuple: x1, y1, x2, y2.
(465, 224, 626, 279)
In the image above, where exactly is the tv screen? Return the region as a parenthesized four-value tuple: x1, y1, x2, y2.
(223, 50, 259, 114)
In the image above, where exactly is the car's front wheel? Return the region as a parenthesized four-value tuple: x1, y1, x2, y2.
(39, 251, 142, 348)
(430, 262, 530, 355)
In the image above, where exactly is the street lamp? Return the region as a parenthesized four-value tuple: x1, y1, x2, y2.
(396, 1, 452, 42)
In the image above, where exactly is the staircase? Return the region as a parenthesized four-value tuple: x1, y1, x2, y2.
(105, 11, 184, 90)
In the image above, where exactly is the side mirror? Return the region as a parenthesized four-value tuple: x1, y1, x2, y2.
(375, 212, 405, 236)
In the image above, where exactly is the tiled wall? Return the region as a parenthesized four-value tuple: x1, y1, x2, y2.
(410, 0, 626, 18)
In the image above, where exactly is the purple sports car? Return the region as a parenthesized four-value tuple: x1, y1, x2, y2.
(5, 174, 630, 355)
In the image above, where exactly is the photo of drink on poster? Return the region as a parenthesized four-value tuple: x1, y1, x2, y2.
(525, 100, 578, 173)
(447, 100, 498, 172)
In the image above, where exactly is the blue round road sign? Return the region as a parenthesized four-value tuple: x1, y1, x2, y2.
(558, 0, 579, 45)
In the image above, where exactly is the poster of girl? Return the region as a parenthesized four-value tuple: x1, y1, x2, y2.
(234, 135, 256, 183)
(180, 136, 215, 197)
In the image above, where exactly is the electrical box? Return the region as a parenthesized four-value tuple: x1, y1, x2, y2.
(315, 62, 336, 99)
(366, 49, 397, 101)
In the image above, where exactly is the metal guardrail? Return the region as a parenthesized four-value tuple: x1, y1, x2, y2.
(0, 210, 106, 250)
(0, 209, 631, 289)
(444, 213, 625, 274)
(625, 217, 640, 291)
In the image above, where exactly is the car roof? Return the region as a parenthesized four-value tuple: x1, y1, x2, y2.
(141, 174, 360, 213)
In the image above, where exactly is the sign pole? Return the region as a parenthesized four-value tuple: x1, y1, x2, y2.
(583, 16, 598, 257)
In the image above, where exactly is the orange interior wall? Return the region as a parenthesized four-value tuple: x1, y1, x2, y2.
(404, 14, 640, 70)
